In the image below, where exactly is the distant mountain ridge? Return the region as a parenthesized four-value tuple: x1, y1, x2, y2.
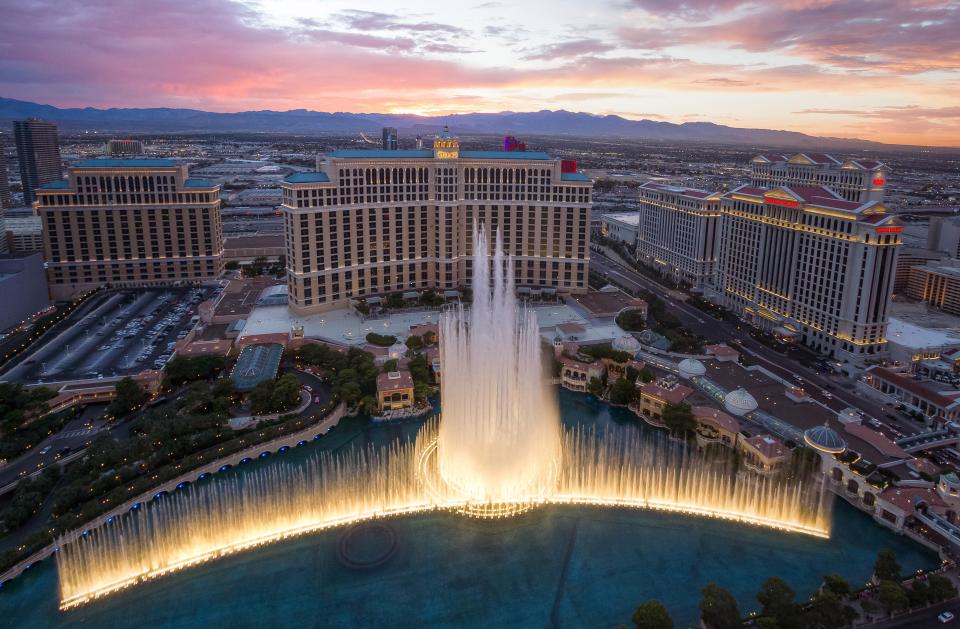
(0, 97, 884, 149)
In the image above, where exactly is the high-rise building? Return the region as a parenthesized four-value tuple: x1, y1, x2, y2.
(105, 139, 144, 156)
(14, 118, 63, 206)
(382, 127, 398, 151)
(0, 135, 9, 254)
(712, 184, 901, 361)
(36, 159, 223, 300)
(635, 182, 722, 288)
(281, 127, 592, 315)
(905, 261, 960, 316)
(0, 135, 11, 209)
(926, 216, 960, 258)
(750, 153, 887, 204)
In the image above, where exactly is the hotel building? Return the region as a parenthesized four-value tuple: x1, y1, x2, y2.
(635, 182, 721, 287)
(281, 128, 592, 315)
(904, 261, 960, 316)
(36, 159, 223, 300)
(14, 118, 62, 207)
(750, 153, 887, 204)
(712, 184, 901, 361)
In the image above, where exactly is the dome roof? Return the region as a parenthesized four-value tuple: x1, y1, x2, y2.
(723, 388, 758, 416)
(677, 358, 706, 379)
(612, 334, 641, 354)
(803, 424, 846, 454)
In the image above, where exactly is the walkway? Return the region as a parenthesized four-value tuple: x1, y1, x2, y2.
(0, 402, 347, 587)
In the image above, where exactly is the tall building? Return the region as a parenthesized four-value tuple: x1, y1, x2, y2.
(927, 216, 960, 258)
(0, 135, 11, 209)
(0, 136, 9, 254)
(381, 127, 398, 151)
(750, 153, 887, 204)
(14, 118, 63, 206)
(281, 127, 592, 315)
(36, 159, 223, 300)
(105, 139, 144, 156)
(712, 184, 901, 361)
(905, 261, 960, 316)
(635, 182, 721, 287)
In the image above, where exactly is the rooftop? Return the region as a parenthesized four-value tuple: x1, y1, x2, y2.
(231, 343, 284, 392)
(743, 434, 789, 460)
(377, 370, 414, 392)
(183, 178, 215, 188)
(74, 158, 177, 168)
(887, 317, 960, 350)
(284, 171, 331, 183)
(560, 172, 590, 182)
(324, 149, 555, 161)
(38, 179, 69, 190)
(603, 212, 640, 226)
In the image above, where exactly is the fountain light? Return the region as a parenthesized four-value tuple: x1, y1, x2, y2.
(55, 227, 832, 611)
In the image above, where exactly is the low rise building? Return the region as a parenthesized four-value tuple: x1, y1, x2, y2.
(860, 366, 960, 424)
(600, 212, 639, 244)
(905, 260, 960, 316)
(738, 434, 789, 474)
(376, 370, 415, 412)
(693, 406, 740, 449)
(637, 376, 693, 424)
(0, 252, 49, 331)
(558, 355, 605, 392)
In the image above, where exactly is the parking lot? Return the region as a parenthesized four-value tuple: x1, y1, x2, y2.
(1, 286, 215, 385)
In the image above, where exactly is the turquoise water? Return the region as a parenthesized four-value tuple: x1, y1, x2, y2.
(0, 390, 939, 628)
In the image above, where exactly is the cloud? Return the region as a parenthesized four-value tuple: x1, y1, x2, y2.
(524, 39, 616, 60)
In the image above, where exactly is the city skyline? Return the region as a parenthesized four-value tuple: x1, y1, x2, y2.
(1, 0, 959, 147)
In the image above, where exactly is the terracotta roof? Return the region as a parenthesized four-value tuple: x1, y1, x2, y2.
(705, 344, 739, 358)
(640, 381, 693, 405)
(868, 367, 959, 409)
(844, 422, 911, 459)
(559, 355, 593, 371)
(377, 370, 414, 392)
(879, 486, 946, 512)
(557, 322, 586, 334)
(692, 406, 740, 434)
(743, 434, 789, 460)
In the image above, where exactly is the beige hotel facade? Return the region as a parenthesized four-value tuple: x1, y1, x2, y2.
(281, 129, 592, 315)
(36, 159, 223, 300)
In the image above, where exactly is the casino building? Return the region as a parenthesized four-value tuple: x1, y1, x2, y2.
(750, 153, 887, 204)
(281, 128, 592, 315)
(713, 184, 901, 361)
(36, 159, 223, 300)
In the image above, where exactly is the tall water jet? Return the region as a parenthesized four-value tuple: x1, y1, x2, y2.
(436, 227, 561, 509)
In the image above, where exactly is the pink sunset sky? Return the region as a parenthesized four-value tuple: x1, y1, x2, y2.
(2, 0, 959, 146)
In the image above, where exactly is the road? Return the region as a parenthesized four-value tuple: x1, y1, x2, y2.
(590, 253, 929, 439)
(0, 403, 110, 491)
(866, 599, 960, 627)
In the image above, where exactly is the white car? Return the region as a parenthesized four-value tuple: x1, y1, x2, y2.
(940, 611, 955, 624)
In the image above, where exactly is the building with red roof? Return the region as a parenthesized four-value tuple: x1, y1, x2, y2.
(750, 152, 887, 204)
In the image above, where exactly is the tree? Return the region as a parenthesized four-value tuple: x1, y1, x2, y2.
(382, 359, 399, 373)
(164, 355, 226, 387)
(926, 574, 957, 603)
(907, 580, 929, 608)
(249, 373, 301, 415)
(638, 368, 655, 383)
(413, 382, 431, 402)
(587, 376, 604, 397)
(700, 583, 741, 629)
(757, 576, 801, 628)
(406, 334, 424, 351)
(877, 580, 909, 614)
(616, 309, 646, 332)
(108, 377, 146, 417)
(662, 402, 696, 438)
(609, 377, 638, 405)
(631, 600, 673, 629)
(874, 549, 901, 583)
(365, 332, 397, 347)
(224, 260, 239, 271)
(804, 590, 856, 629)
(822, 575, 851, 598)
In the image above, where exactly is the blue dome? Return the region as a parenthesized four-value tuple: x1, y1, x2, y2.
(803, 425, 846, 454)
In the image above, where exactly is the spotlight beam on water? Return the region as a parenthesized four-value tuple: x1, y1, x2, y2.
(56, 226, 832, 610)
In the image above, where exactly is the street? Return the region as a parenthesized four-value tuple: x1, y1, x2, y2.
(0, 403, 109, 492)
(589, 252, 929, 439)
(865, 599, 960, 627)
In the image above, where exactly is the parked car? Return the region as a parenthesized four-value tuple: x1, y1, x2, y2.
(938, 611, 955, 623)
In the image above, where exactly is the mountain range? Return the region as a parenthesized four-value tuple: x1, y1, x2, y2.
(0, 97, 884, 149)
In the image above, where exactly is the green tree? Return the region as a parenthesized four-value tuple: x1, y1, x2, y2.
(382, 359, 399, 373)
(631, 599, 673, 629)
(662, 402, 696, 438)
(413, 382, 431, 402)
(700, 583, 741, 629)
(616, 309, 646, 332)
(822, 575, 851, 598)
(587, 376, 604, 397)
(164, 355, 226, 387)
(638, 368, 655, 383)
(108, 377, 146, 417)
(365, 332, 397, 347)
(757, 576, 800, 628)
(405, 334, 424, 351)
(926, 574, 957, 603)
(609, 377, 638, 405)
(804, 590, 856, 629)
(907, 580, 929, 608)
(874, 549, 901, 582)
(877, 580, 909, 614)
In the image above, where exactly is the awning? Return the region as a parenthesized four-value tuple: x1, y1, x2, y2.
(517, 287, 531, 294)
(542, 288, 557, 295)
(443, 290, 460, 298)
(402, 291, 420, 300)
(367, 296, 382, 305)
